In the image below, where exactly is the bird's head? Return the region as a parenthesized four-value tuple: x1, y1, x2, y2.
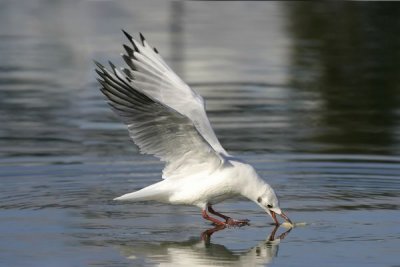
(237, 163, 292, 226)
(253, 183, 292, 226)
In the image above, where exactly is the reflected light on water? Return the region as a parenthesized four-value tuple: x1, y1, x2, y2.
(0, 1, 399, 267)
(119, 226, 290, 267)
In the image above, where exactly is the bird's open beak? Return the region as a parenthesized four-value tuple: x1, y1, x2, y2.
(270, 208, 292, 226)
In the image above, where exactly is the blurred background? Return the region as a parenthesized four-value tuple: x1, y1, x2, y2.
(0, 1, 399, 267)
(1, 1, 399, 158)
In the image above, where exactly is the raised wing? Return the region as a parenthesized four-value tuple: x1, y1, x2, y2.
(119, 31, 227, 155)
(95, 31, 228, 179)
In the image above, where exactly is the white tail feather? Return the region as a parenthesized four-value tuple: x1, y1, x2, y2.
(113, 181, 169, 202)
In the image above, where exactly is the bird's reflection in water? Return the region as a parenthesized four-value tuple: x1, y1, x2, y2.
(119, 226, 291, 266)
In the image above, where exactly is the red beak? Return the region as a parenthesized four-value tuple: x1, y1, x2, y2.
(270, 210, 292, 225)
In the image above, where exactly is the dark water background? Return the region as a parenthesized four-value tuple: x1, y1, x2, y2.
(0, 1, 399, 266)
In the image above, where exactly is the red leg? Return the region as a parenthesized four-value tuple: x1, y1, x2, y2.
(202, 209, 226, 226)
(207, 205, 250, 227)
(208, 205, 229, 220)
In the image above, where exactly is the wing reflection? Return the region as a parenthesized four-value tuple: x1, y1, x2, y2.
(119, 226, 291, 266)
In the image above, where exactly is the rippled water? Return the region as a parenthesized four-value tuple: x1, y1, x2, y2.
(1, 1, 400, 267)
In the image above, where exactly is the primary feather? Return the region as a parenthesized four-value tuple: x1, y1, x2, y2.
(95, 31, 226, 179)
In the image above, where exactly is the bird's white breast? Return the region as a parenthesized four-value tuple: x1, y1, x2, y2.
(167, 159, 255, 208)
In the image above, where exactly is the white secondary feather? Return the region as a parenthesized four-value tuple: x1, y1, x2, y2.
(95, 31, 226, 180)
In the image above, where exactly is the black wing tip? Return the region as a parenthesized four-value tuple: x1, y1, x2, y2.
(139, 32, 145, 45)
(122, 29, 139, 51)
(97, 77, 105, 85)
(123, 44, 134, 56)
(95, 68, 105, 78)
(122, 54, 136, 70)
(122, 68, 133, 79)
(108, 60, 116, 69)
(121, 29, 133, 41)
(94, 60, 104, 69)
(153, 47, 159, 54)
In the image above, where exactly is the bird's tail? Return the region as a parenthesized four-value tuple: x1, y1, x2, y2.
(113, 181, 168, 202)
(113, 191, 145, 201)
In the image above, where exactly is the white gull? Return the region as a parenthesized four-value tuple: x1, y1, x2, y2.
(95, 31, 292, 227)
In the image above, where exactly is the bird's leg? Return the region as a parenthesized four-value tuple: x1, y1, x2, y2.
(207, 205, 250, 227)
(207, 205, 230, 220)
(202, 209, 226, 226)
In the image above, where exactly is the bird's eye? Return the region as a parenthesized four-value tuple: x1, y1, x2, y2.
(267, 204, 273, 208)
(257, 197, 262, 203)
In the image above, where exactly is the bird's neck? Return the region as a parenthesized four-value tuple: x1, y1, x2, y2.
(239, 174, 266, 202)
(229, 161, 266, 201)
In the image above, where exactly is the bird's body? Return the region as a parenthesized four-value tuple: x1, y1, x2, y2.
(95, 31, 292, 226)
(115, 158, 262, 208)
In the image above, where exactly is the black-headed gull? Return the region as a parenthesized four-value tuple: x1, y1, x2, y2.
(95, 31, 292, 227)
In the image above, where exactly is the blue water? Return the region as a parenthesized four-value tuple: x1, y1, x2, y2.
(1, 1, 399, 266)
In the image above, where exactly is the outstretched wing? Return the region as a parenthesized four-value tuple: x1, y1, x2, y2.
(119, 31, 227, 155)
(95, 31, 228, 179)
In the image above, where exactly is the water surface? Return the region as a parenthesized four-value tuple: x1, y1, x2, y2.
(0, 1, 399, 267)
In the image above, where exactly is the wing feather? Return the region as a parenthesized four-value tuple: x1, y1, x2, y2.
(96, 31, 231, 178)
(117, 31, 228, 155)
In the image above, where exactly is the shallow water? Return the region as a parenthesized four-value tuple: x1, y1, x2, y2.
(1, 1, 400, 267)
